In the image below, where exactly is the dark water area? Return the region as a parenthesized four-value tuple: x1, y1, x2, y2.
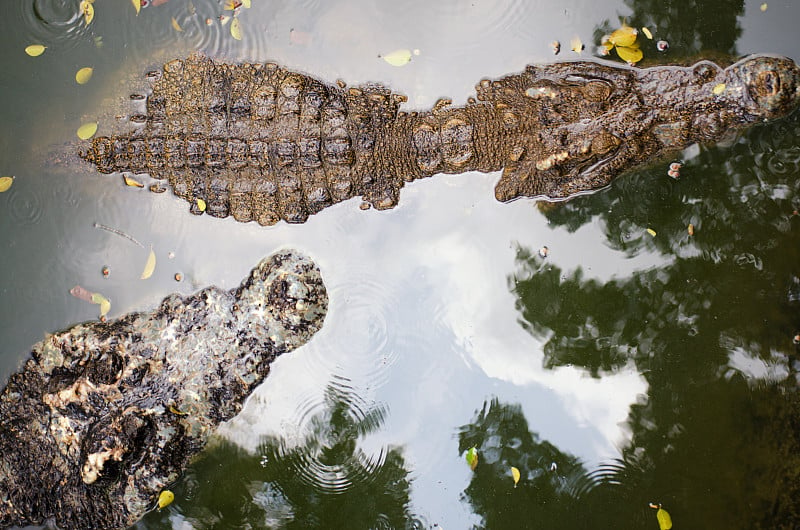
(1, 0, 799, 528)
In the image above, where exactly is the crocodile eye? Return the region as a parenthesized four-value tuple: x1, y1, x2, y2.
(693, 62, 721, 83)
(755, 70, 781, 97)
(582, 80, 613, 102)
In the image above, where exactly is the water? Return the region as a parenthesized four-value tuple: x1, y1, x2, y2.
(1, 0, 799, 528)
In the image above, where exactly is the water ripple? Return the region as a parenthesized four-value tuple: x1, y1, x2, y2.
(7, 184, 44, 227)
(301, 270, 401, 389)
(276, 377, 389, 495)
(19, 0, 90, 51)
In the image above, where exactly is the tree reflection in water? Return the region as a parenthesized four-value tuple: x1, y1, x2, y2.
(138, 381, 420, 529)
(495, 92, 800, 528)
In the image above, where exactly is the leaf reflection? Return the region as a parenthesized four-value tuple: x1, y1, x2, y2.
(137, 382, 421, 529)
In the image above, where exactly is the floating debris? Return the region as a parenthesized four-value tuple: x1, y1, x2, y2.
(93, 222, 145, 248)
(550, 40, 561, 55)
(656, 40, 669, 52)
(538, 246, 550, 258)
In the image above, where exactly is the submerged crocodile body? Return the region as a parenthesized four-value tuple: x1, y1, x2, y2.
(0, 250, 327, 530)
(81, 53, 800, 224)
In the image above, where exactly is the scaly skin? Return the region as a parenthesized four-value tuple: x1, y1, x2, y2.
(0, 250, 327, 530)
(80, 53, 800, 224)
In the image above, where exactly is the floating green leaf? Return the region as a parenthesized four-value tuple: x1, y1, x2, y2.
(0, 176, 14, 192)
(77, 122, 98, 140)
(25, 44, 46, 57)
(157, 490, 174, 510)
(382, 49, 412, 67)
(140, 246, 156, 279)
(465, 446, 478, 470)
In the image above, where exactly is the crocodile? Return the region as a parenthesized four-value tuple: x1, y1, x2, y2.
(80, 53, 800, 224)
(0, 250, 327, 530)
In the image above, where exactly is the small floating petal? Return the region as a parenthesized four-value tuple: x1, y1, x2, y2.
(123, 175, 144, 188)
(641, 27, 653, 40)
(132, 0, 141, 14)
(171, 17, 183, 32)
(25, 44, 46, 57)
(646, 228, 657, 237)
(712, 83, 726, 95)
(616, 45, 643, 64)
(230, 18, 242, 40)
(0, 176, 14, 193)
(157, 490, 174, 510)
(511, 466, 521, 487)
(570, 37, 584, 53)
(140, 247, 156, 280)
(196, 198, 206, 212)
(608, 25, 638, 47)
(91, 293, 111, 317)
(76, 67, 93, 84)
(760, 3, 767, 11)
(77, 122, 98, 140)
(80, 0, 94, 25)
(382, 49, 413, 67)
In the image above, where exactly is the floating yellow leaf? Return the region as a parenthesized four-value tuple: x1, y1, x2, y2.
(196, 198, 207, 212)
(713, 83, 726, 95)
(224, 0, 241, 9)
(132, 0, 141, 15)
(75, 67, 93, 85)
(656, 507, 672, 529)
(242, 0, 251, 7)
(382, 49, 412, 67)
(123, 175, 144, 188)
(0, 176, 14, 193)
(80, 0, 94, 25)
(171, 17, 183, 32)
(25, 44, 46, 57)
(688, 223, 695, 236)
(609, 25, 638, 47)
(230, 17, 242, 40)
(77, 122, 98, 140)
(616, 45, 643, 64)
(511, 466, 520, 487)
(157, 490, 174, 510)
(465, 446, 478, 471)
(91, 292, 111, 317)
(570, 37, 584, 53)
(641, 27, 653, 40)
(760, 2, 767, 11)
(140, 247, 156, 280)
(646, 228, 657, 237)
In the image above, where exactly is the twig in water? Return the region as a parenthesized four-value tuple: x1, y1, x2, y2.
(93, 222, 145, 248)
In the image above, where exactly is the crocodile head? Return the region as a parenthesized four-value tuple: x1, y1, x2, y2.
(725, 54, 800, 121)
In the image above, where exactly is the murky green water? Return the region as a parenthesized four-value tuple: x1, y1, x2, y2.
(1, 0, 799, 528)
